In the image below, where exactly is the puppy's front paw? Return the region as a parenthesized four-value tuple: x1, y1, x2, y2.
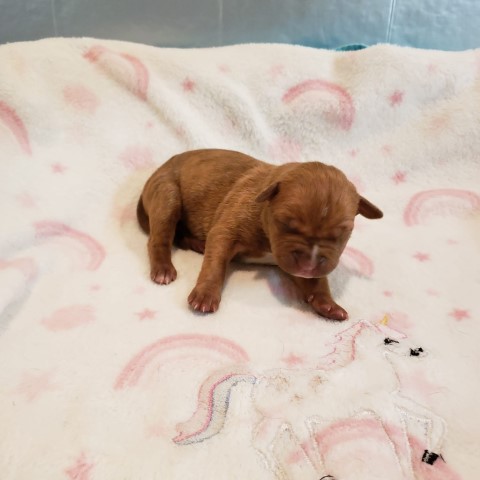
(307, 294, 348, 321)
(151, 262, 177, 285)
(188, 287, 220, 313)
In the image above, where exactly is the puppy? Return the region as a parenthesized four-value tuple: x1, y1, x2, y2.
(137, 149, 383, 320)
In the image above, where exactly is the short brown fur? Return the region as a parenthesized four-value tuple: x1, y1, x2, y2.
(138, 149, 383, 320)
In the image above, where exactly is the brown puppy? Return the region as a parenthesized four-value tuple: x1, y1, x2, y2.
(137, 149, 383, 320)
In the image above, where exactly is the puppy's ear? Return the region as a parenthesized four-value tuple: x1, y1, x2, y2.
(357, 196, 383, 219)
(256, 182, 280, 202)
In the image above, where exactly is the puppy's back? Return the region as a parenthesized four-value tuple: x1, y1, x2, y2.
(139, 149, 272, 238)
(178, 150, 270, 236)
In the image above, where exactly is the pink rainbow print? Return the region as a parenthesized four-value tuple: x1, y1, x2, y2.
(34, 221, 105, 271)
(0, 100, 32, 155)
(313, 418, 460, 479)
(63, 84, 99, 114)
(282, 79, 355, 130)
(115, 334, 249, 390)
(404, 188, 480, 226)
(118, 53, 149, 101)
(119, 145, 154, 170)
(83, 45, 149, 100)
(42, 304, 95, 332)
(340, 246, 374, 277)
(0, 257, 37, 279)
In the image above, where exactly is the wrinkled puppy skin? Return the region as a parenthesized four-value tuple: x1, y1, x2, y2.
(137, 149, 383, 320)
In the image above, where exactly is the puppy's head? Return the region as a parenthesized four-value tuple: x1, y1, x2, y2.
(257, 162, 382, 278)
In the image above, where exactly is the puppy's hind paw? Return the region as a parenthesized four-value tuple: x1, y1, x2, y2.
(188, 287, 220, 314)
(151, 262, 177, 285)
(178, 237, 206, 254)
(307, 294, 348, 321)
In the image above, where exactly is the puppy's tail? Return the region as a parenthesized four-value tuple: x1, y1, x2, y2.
(136, 195, 150, 234)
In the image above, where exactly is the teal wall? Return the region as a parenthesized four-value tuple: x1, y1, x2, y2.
(0, 0, 478, 50)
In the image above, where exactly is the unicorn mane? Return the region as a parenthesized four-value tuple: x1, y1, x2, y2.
(316, 320, 385, 370)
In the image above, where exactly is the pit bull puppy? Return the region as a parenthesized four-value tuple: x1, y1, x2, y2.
(137, 149, 383, 320)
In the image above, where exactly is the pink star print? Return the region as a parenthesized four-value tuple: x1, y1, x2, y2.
(269, 64, 285, 78)
(65, 453, 94, 480)
(413, 252, 430, 262)
(136, 308, 156, 320)
(282, 353, 304, 366)
(51, 163, 66, 173)
(218, 64, 231, 73)
(146, 421, 168, 438)
(16, 192, 37, 208)
(182, 78, 195, 92)
(392, 171, 406, 184)
(16, 371, 55, 402)
(449, 309, 470, 321)
(349, 148, 358, 157)
(381, 144, 393, 156)
(389, 90, 404, 106)
(383, 290, 393, 297)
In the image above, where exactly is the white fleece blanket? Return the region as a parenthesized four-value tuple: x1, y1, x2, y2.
(0, 38, 479, 480)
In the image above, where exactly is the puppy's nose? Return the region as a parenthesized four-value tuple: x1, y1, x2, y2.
(292, 250, 328, 274)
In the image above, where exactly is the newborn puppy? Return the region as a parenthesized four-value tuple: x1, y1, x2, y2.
(137, 149, 383, 320)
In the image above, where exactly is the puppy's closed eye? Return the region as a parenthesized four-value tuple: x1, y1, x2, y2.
(276, 218, 300, 234)
(324, 233, 340, 242)
(323, 225, 351, 242)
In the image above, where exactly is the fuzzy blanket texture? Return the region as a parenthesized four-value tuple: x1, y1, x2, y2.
(0, 38, 479, 480)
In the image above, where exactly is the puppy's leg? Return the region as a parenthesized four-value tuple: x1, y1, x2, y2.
(176, 236, 206, 254)
(146, 182, 181, 285)
(291, 276, 348, 321)
(173, 221, 206, 254)
(188, 229, 236, 313)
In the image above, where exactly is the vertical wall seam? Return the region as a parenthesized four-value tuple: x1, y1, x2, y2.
(386, 0, 398, 43)
(50, 0, 58, 36)
(218, 0, 223, 46)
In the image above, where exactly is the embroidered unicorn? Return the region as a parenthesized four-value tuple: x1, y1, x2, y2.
(173, 320, 446, 480)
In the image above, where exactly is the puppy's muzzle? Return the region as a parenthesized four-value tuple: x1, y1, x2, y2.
(292, 250, 331, 278)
